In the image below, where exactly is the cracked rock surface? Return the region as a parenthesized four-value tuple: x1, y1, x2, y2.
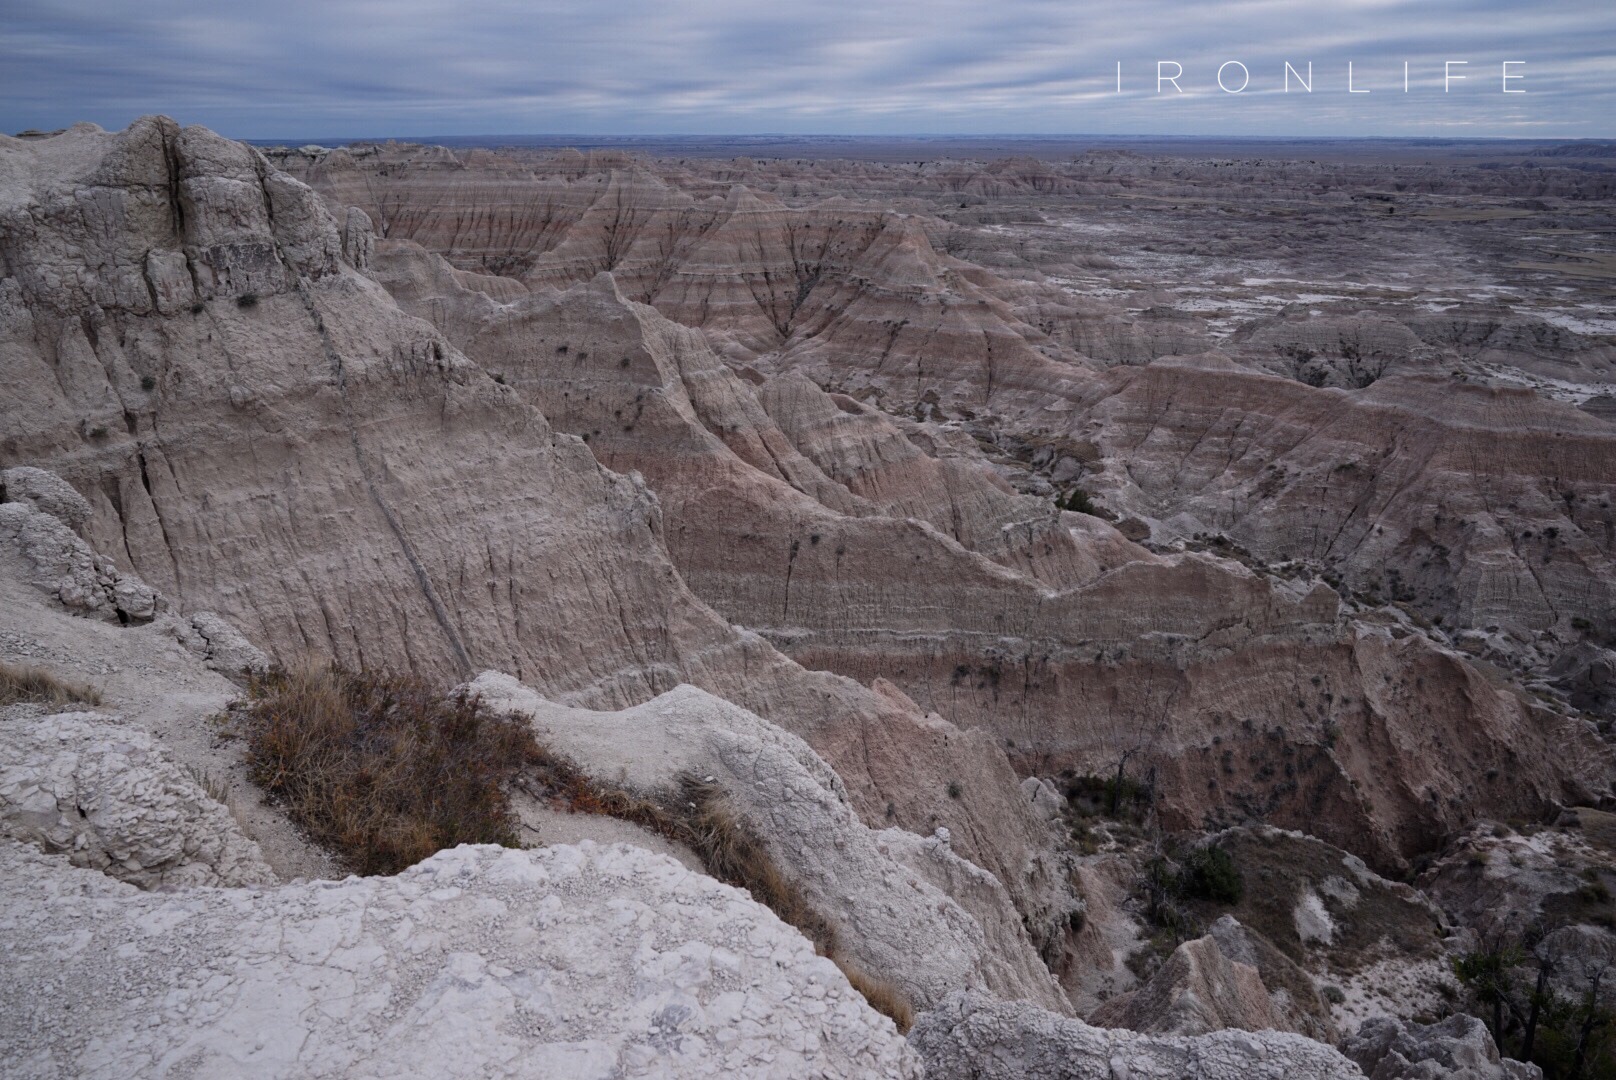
(0, 496, 161, 623)
(470, 671, 1071, 1013)
(1344, 1015, 1541, 1080)
(0, 840, 921, 1080)
(911, 990, 1363, 1079)
(0, 709, 274, 889)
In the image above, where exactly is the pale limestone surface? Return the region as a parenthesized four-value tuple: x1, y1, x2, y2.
(0, 497, 160, 622)
(470, 670, 1071, 1014)
(0, 482, 336, 882)
(1, 466, 93, 528)
(0, 710, 274, 888)
(911, 990, 1363, 1080)
(0, 841, 921, 1080)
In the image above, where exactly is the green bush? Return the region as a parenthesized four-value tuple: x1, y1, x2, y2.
(1178, 845, 1245, 904)
(1058, 488, 1096, 514)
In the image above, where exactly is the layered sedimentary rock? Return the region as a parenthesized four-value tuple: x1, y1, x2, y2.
(0, 118, 1077, 977)
(0, 841, 921, 1079)
(1088, 915, 1333, 1040)
(1075, 358, 1616, 645)
(287, 145, 1095, 415)
(279, 140, 1616, 680)
(1088, 930, 1286, 1036)
(376, 237, 1610, 872)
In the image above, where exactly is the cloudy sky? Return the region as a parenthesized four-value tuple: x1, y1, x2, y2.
(3, 0, 1613, 139)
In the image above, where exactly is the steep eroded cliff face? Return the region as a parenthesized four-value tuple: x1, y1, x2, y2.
(0, 117, 1081, 978)
(278, 141, 1616, 677)
(375, 236, 1611, 873)
(3, 119, 1612, 1078)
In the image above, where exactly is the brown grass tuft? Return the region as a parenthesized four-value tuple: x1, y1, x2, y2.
(237, 666, 915, 1024)
(677, 778, 841, 957)
(239, 665, 545, 875)
(0, 660, 101, 708)
(524, 757, 911, 1022)
(834, 959, 915, 1033)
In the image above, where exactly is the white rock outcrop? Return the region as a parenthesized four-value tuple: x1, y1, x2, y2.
(0, 496, 161, 623)
(1344, 1015, 1542, 1080)
(0, 711, 274, 888)
(0, 840, 920, 1080)
(469, 671, 1070, 1013)
(911, 991, 1363, 1080)
(166, 609, 272, 676)
(1, 466, 93, 529)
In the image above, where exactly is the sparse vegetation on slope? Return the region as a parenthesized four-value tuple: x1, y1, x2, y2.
(529, 761, 914, 1030)
(239, 665, 913, 1029)
(1057, 487, 1096, 515)
(0, 660, 101, 708)
(240, 666, 542, 874)
(1454, 932, 1616, 1080)
(1176, 845, 1245, 904)
(835, 959, 916, 1033)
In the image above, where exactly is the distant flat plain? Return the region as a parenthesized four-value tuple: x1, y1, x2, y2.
(246, 133, 1616, 165)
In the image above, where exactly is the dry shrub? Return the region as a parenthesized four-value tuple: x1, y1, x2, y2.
(240, 666, 544, 875)
(834, 959, 915, 1033)
(677, 778, 840, 957)
(238, 665, 915, 1024)
(524, 757, 840, 949)
(527, 757, 911, 1024)
(0, 660, 101, 707)
(671, 784, 914, 1028)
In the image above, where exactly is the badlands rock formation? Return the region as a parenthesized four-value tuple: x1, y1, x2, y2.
(0, 466, 161, 622)
(0, 710, 274, 888)
(1088, 914, 1333, 1040)
(0, 117, 1075, 959)
(279, 139, 1616, 692)
(1418, 810, 1616, 946)
(910, 990, 1361, 1079)
(374, 231, 1609, 873)
(0, 841, 922, 1079)
(469, 671, 1070, 1012)
(5, 117, 1616, 1076)
(1344, 1015, 1542, 1080)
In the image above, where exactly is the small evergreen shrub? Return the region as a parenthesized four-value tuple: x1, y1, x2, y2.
(1177, 845, 1245, 904)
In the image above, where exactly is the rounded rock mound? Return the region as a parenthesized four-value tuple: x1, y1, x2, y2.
(0, 839, 920, 1080)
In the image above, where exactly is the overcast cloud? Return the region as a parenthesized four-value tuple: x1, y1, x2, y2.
(2, 0, 1612, 138)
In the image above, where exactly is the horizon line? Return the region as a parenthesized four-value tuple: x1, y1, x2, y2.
(233, 131, 1615, 145)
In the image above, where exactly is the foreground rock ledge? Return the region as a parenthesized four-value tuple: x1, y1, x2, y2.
(0, 840, 920, 1079)
(911, 990, 1360, 1079)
